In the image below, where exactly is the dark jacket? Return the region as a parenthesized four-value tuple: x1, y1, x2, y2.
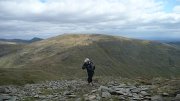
(82, 61, 95, 72)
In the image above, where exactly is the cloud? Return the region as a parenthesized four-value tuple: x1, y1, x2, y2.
(0, 0, 179, 40)
(173, 5, 180, 13)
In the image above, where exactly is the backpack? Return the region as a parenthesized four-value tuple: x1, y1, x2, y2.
(87, 61, 95, 71)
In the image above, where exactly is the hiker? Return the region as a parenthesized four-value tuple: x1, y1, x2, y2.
(82, 58, 95, 85)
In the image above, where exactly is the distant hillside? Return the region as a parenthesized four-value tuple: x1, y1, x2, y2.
(167, 42, 180, 48)
(0, 37, 43, 44)
(28, 37, 43, 43)
(0, 34, 180, 85)
(0, 42, 24, 58)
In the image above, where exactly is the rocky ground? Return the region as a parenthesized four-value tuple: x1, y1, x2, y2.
(0, 78, 180, 101)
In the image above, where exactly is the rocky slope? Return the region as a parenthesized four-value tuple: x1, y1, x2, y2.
(0, 78, 180, 101)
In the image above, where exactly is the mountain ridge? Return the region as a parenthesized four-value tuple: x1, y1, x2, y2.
(0, 34, 180, 85)
(0, 37, 43, 44)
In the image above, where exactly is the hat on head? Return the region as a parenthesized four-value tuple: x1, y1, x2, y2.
(84, 58, 90, 63)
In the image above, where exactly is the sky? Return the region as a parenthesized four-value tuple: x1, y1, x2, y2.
(0, 0, 180, 41)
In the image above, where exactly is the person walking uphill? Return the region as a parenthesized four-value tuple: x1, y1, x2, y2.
(82, 58, 95, 85)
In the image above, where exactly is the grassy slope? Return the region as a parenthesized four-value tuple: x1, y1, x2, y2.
(0, 42, 24, 57)
(0, 34, 180, 85)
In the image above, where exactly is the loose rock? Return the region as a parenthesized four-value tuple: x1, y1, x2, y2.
(174, 94, 180, 101)
(102, 91, 111, 98)
(151, 95, 163, 101)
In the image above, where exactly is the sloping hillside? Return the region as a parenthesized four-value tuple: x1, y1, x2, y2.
(0, 42, 24, 57)
(0, 34, 180, 84)
(168, 42, 180, 48)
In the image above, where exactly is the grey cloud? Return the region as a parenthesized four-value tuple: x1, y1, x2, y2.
(0, 0, 179, 40)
